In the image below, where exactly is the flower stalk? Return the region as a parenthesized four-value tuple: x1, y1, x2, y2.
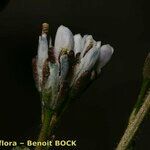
(116, 91, 150, 150)
(129, 78, 150, 123)
(35, 108, 53, 150)
(116, 53, 150, 150)
(129, 53, 150, 123)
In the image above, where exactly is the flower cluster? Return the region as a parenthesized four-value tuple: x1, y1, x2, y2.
(32, 23, 114, 110)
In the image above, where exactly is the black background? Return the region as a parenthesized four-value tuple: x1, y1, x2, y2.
(0, 0, 150, 150)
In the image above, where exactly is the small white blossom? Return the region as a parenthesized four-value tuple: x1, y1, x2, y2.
(54, 25, 74, 58)
(37, 33, 48, 90)
(33, 24, 114, 109)
(100, 44, 114, 67)
(80, 35, 95, 58)
(76, 43, 100, 79)
(74, 34, 82, 54)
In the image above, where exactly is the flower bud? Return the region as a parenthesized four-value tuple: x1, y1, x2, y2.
(74, 34, 82, 54)
(80, 35, 95, 58)
(37, 33, 49, 91)
(54, 25, 74, 58)
(96, 44, 114, 74)
(75, 45, 100, 80)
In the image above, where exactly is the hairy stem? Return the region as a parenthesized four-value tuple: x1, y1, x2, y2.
(129, 79, 150, 123)
(35, 107, 53, 150)
(116, 92, 150, 150)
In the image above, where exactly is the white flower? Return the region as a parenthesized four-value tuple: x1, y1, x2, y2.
(37, 34, 48, 65)
(33, 23, 114, 109)
(54, 25, 74, 58)
(75, 42, 101, 80)
(100, 44, 114, 67)
(81, 35, 88, 50)
(37, 33, 48, 90)
(80, 35, 95, 58)
(74, 34, 82, 54)
(96, 44, 114, 74)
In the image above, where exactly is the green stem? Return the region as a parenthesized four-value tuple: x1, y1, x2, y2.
(129, 79, 150, 123)
(116, 92, 150, 150)
(35, 107, 53, 150)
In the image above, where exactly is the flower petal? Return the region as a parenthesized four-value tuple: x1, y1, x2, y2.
(54, 25, 74, 58)
(99, 44, 114, 68)
(74, 34, 82, 54)
(80, 35, 95, 58)
(75, 45, 100, 81)
(96, 44, 114, 74)
(81, 35, 88, 50)
(37, 34, 48, 65)
(96, 41, 101, 48)
(37, 33, 49, 90)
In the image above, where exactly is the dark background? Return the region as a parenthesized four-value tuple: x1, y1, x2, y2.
(0, 0, 150, 149)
